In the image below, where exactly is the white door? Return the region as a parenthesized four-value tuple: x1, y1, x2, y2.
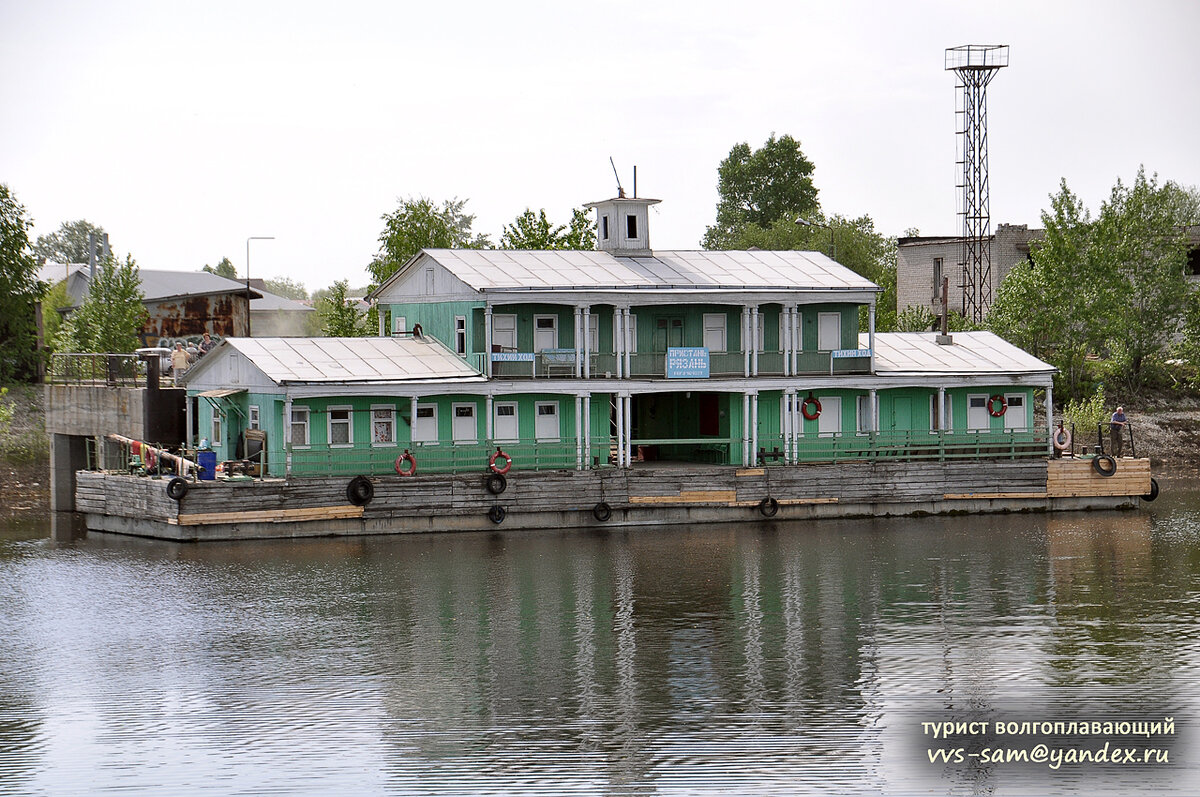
(413, 404, 438, 443)
(452, 403, 477, 443)
(1004, 394, 1026, 430)
(818, 396, 841, 437)
(818, 312, 841, 351)
(493, 314, 517, 351)
(534, 315, 558, 352)
(967, 394, 990, 431)
(494, 402, 518, 442)
(534, 401, 559, 441)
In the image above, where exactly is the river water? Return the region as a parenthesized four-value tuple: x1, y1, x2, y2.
(2, 483, 1199, 796)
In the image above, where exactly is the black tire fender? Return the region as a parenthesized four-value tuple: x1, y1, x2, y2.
(1092, 455, 1117, 477)
(1142, 477, 1160, 502)
(347, 475, 374, 506)
(166, 476, 189, 501)
(488, 504, 506, 524)
(759, 496, 780, 517)
(485, 472, 507, 495)
(593, 501, 612, 522)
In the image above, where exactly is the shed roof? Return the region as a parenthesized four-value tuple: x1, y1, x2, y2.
(46, 264, 264, 306)
(200, 336, 483, 385)
(383, 248, 879, 294)
(869, 331, 1055, 377)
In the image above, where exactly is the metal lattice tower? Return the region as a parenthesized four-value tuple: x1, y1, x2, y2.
(946, 44, 1008, 323)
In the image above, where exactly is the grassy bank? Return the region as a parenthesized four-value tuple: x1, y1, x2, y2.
(0, 384, 49, 513)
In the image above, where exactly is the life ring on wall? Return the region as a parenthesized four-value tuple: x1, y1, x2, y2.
(1052, 427, 1072, 451)
(394, 450, 417, 476)
(1092, 454, 1117, 477)
(166, 476, 189, 501)
(489, 448, 513, 475)
(485, 472, 507, 495)
(988, 394, 1008, 417)
(801, 395, 822, 421)
(346, 475, 374, 506)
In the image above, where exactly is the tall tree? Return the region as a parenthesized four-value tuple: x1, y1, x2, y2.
(368, 197, 491, 286)
(0, 184, 45, 381)
(202, 257, 237, 279)
(33, 219, 108, 265)
(55, 254, 148, 354)
(262, 276, 308, 300)
(702, 134, 819, 250)
(500, 207, 597, 250)
(317, 280, 367, 337)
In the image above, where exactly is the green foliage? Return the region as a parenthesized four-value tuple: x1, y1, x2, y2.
(1061, 386, 1108, 439)
(318, 280, 367, 337)
(946, 312, 980, 333)
(896, 305, 936, 332)
(0, 184, 45, 381)
(702, 134, 819, 250)
(202, 257, 237, 279)
(0, 387, 12, 436)
(991, 169, 1195, 401)
(368, 197, 491, 286)
(40, 279, 72, 353)
(33, 219, 107, 265)
(262, 276, 308, 300)
(54, 254, 148, 353)
(500, 207, 597, 250)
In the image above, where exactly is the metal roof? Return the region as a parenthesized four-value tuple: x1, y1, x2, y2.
(869, 331, 1056, 377)
(412, 249, 880, 293)
(251, 290, 315, 312)
(217, 336, 484, 384)
(50, 265, 263, 306)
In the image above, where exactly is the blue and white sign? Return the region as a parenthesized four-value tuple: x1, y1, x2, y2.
(491, 352, 535, 362)
(666, 347, 710, 378)
(831, 348, 871, 359)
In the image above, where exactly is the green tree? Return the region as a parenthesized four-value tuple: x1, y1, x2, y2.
(317, 280, 367, 337)
(33, 219, 107, 265)
(202, 257, 237, 279)
(368, 197, 491, 286)
(262, 276, 308, 300)
(0, 184, 45, 381)
(500, 207, 597, 250)
(702, 134, 819, 250)
(54, 254, 148, 353)
(40, 279, 72, 354)
(896, 305, 937, 332)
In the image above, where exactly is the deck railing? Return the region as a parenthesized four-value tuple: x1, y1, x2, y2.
(49, 353, 142, 387)
(472, 349, 872, 379)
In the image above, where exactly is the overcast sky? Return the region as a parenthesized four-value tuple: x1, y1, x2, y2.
(3, 0, 1198, 294)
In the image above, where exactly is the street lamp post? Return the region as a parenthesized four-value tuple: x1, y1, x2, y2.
(795, 217, 835, 261)
(245, 236, 275, 336)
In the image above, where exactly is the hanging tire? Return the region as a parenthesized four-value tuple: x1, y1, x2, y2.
(759, 496, 780, 517)
(485, 472, 507, 495)
(1092, 454, 1117, 477)
(347, 475, 374, 506)
(166, 477, 189, 501)
(488, 504, 506, 524)
(1142, 477, 1160, 502)
(592, 501, 612, 522)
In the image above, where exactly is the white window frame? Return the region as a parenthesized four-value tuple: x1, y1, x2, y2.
(966, 393, 990, 432)
(929, 394, 954, 433)
(855, 395, 876, 435)
(614, 314, 638, 352)
(817, 396, 842, 438)
(248, 405, 260, 430)
(371, 405, 397, 447)
(392, 315, 407, 335)
(493, 401, 519, 442)
(328, 405, 353, 448)
(413, 403, 438, 445)
(534, 401, 560, 442)
(212, 409, 223, 446)
(588, 314, 599, 352)
(533, 314, 558, 352)
(1004, 393, 1027, 431)
(454, 315, 467, 356)
(290, 406, 310, 449)
(817, 312, 841, 351)
(492, 314, 517, 351)
(702, 313, 727, 353)
(451, 402, 478, 444)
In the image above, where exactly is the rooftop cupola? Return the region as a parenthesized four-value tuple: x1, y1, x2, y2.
(584, 193, 661, 257)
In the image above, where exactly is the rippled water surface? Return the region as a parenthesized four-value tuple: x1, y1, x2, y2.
(3, 483, 1200, 795)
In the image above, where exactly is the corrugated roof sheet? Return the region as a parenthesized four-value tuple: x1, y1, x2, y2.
(869, 331, 1055, 376)
(222, 337, 483, 384)
(418, 249, 879, 292)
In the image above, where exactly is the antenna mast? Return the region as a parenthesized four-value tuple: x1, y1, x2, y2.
(609, 157, 625, 198)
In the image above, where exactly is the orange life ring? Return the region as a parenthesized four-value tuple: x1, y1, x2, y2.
(1052, 427, 1072, 451)
(801, 395, 822, 421)
(988, 394, 1007, 417)
(489, 448, 513, 475)
(394, 450, 417, 476)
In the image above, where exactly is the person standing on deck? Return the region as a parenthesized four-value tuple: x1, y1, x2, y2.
(170, 342, 190, 385)
(1110, 406, 1128, 458)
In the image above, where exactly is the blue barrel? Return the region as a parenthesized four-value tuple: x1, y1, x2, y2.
(197, 451, 217, 481)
